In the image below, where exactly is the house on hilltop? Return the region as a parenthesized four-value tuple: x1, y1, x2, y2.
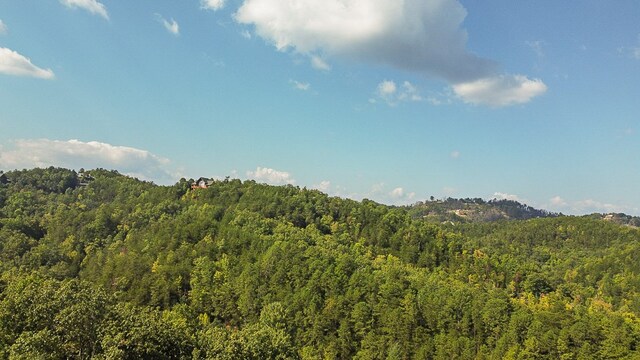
(78, 170, 95, 187)
(191, 177, 215, 189)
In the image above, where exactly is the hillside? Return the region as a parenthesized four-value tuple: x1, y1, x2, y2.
(0, 167, 639, 359)
(405, 197, 558, 224)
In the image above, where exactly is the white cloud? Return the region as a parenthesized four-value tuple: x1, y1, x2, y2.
(60, 0, 108, 20)
(235, 0, 494, 81)
(0, 20, 7, 35)
(450, 150, 460, 159)
(0, 139, 178, 184)
(389, 187, 404, 198)
(247, 166, 296, 185)
(313, 180, 331, 192)
(544, 195, 638, 215)
(492, 192, 522, 202)
(389, 187, 416, 204)
(0, 47, 55, 80)
(311, 56, 331, 71)
(398, 81, 423, 102)
(377, 80, 397, 96)
(235, 0, 546, 107)
(290, 80, 310, 91)
(572, 199, 634, 214)
(549, 196, 567, 207)
(453, 74, 547, 107)
(156, 14, 179, 36)
(311, 181, 416, 205)
(202, 0, 226, 11)
(375, 80, 423, 106)
(240, 30, 252, 39)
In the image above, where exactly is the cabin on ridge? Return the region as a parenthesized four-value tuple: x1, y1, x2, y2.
(191, 177, 215, 189)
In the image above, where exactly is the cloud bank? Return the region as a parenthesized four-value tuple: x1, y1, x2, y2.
(0, 47, 55, 79)
(547, 196, 638, 215)
(60, 0, 109, 20)
(0, 139, 177, 184)
(235, 0, 546, 107)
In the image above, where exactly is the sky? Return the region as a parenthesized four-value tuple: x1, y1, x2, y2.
(0, 0, 639, 215)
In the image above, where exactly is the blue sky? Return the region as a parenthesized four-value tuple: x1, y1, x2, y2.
(1, 0, 639, 215)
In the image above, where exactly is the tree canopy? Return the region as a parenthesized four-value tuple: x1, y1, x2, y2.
(0, 167, 639, 359)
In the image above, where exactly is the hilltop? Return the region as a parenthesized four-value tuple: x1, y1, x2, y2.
(404, 197, 558, 224)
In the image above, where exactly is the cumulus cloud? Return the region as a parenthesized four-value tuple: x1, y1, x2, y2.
(0, 47, 55, 79)
(156, 14, 180, 36)
(60, 0, 109, 20)
(202, 0, 226, 11)
(453, 75, 547, 107)
(247, 166, 296, 185)
(235, 0, 546, 106)
(374, 80, 423, 105)
(0, 20, 7, 35)
(0, 139, 178, 184)
(236, 0, 493, 81)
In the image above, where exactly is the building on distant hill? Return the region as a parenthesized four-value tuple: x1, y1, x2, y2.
(191, 177, 215, 189)
(0, 172, 9, 185)
(78, 170, 95, 187)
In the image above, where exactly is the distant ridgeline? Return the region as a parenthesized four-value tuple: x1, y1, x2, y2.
(405, 197, 559, 224)
(1, 167, 640, 359)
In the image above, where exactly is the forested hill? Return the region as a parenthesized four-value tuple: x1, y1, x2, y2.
(405, 197, 558, 223)
(1, 167, 640, 359)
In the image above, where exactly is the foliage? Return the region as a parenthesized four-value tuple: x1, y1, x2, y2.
(0, 167, 639, 358)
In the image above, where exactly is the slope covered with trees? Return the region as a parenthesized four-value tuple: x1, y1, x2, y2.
(405, 197, 558, 224)
(0, 167, 639, 359)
